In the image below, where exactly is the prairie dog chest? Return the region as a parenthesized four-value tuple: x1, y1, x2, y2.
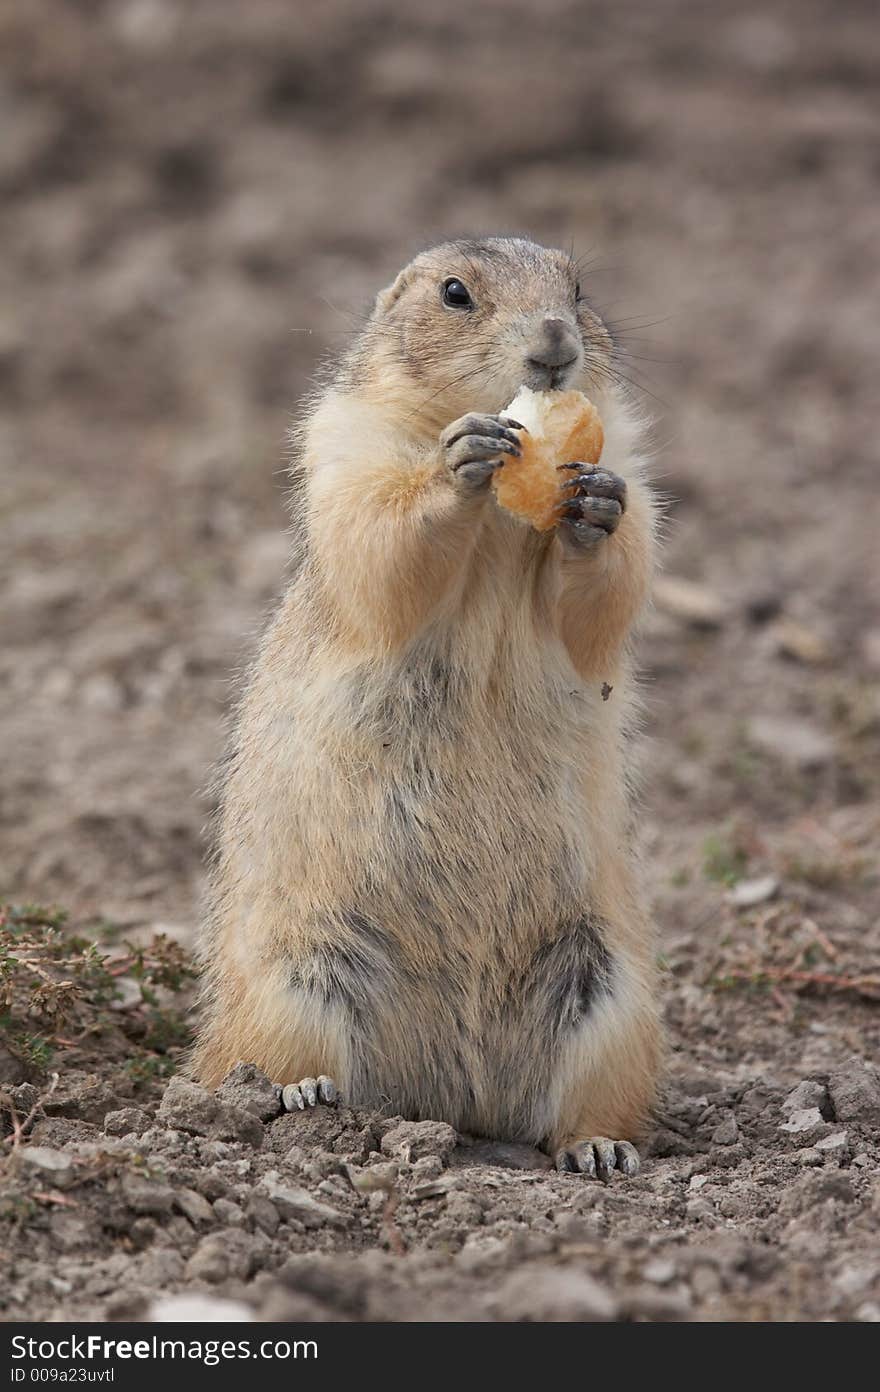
(341, 522, 598, 761)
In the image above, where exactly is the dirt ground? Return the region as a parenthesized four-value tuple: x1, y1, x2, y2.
(2, 0, 879, 1323)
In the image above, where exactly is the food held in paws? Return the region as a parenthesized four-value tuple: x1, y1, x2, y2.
(492, 387, 605, 531)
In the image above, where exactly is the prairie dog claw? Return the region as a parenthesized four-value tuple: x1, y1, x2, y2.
(441, 412, 523, 492)
(558, 463, 627, 512)
(282, 1075, 338, 1111)
(555, 1137, 640, 1180)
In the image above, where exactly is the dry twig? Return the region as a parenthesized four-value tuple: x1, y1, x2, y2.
(1, 1072, 59, 1149)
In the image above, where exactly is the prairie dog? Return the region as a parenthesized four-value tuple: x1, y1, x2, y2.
(192, 237, 662, 1177)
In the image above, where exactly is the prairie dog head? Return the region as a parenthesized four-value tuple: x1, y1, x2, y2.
(361, 237, 614, 422)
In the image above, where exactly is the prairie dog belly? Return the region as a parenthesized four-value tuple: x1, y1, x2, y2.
(291, 897, 618, 1142)
(305, 627, 610, 920)
(274, 634, 621, 1141)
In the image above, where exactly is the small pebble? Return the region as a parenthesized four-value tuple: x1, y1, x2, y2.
(643, 1257, 676, 1285)
(726, 875, 779, 909)
(17, 1147, 75, 1189)
(212, 1197, 245, 1226)
(711, 1115, 739, 1146)
(780, 1107, 824, 1134)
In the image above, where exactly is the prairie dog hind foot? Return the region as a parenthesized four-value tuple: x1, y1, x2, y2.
(281, 1075, 339, 1111)
(556, 1136, 640, 1181)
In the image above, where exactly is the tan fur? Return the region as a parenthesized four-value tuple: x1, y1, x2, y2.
(192, 238, 663, 1153)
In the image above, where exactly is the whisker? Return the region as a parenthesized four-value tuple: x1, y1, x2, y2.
(405, 352, 502, 423)
(589, 359, 671, 410)
(611, 346, 680, 367)
(605, 313, 681, 332)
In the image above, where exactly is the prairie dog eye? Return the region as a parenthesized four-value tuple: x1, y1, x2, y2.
(441, 278, 474, 310)
(575, 281, 582, 301)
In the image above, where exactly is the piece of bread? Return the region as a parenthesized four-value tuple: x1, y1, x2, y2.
(492, 387, 605, 531)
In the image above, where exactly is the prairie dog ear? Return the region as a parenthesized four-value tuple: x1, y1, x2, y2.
(374, 268, 410, 316)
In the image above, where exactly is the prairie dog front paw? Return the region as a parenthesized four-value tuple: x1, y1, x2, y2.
(441, 412, 522, 493)
(557, 462, 628, 550)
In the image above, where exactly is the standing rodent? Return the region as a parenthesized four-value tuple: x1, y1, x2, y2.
(192, 236, 662, 1178)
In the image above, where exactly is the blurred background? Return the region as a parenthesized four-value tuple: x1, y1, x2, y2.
(1, 0, 877, 1060)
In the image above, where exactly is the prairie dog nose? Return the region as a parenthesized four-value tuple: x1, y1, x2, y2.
(526, 316, 580, 371)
